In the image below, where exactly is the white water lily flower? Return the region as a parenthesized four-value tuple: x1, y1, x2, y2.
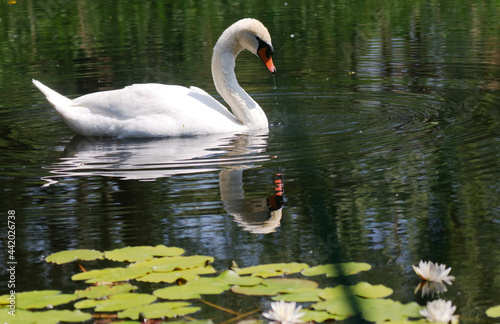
(412, 260, 455, 284)
(420, 299, 459, 323)
(263, 300, 305, 324)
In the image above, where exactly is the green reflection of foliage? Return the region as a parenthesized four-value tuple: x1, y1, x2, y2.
(0, 246, 424, 323)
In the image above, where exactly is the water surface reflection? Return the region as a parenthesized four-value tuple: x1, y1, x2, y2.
(43, 134, 283, 233)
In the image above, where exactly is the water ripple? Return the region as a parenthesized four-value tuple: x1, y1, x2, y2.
(42, 134, 269, 185)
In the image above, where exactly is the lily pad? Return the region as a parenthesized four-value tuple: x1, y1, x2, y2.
(137, 265, 216, 283)
(231, 285, 281, 296)
(71, 266, 151, 283)
(360, 298, 422, 322)
(45, 249, 104, 264)
(318, 285, 354, 300)
(486, 305, 500, 318)
(117, 301, 193, 320)
(301, 309, 348, 322)
(320, 295, 362, 317)
(75, 293, 156, 312)
(154, 285, 204, 300)
(319, 282, 392, 300)
(232, 278, 318, 297)
(271, 289, 323, 302)
(235, 262, 309, 277)
(263, 278, 318, 292)
(351, 282, 393, 298)
(0, 290, 78, 309)
(104, 245, 185, 262)
(154, 278, 229, 300)
(131, 255, 214, 272)
(75, 283, 138, 299)
(217, 270, 263, 286)
(0, 309, 92, 324)
(301, 262, 371, 277)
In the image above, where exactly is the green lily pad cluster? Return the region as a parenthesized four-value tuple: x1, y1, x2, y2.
(0, 290, 90, 324)
(0, 245, 460, 323)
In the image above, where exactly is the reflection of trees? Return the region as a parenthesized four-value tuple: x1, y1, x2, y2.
(1, 0, 499, 315)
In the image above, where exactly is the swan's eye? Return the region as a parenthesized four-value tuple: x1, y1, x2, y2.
(256, 37, 274, 58)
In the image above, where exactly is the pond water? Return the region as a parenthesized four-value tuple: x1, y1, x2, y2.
(1, 0, 500, 322)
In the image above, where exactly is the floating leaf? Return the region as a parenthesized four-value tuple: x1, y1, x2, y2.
(118, 301, 193, 320)
(131, 255, 214, 272)
(137, 265, 215, 283)
(318, 285, 354, 300)
(319, 282, 392, 300)
(74, 298, 99, 309)
(351, 282, 393, 298)
(217, 270, 263, 286)
(0, 309, 91, 324)
(272, 289, 323, 302)
(235, 262, 309, 277)
(301, 262, 371, 277)
(2, 290, 78, 309)
(75, 293, 156, 312)
(322, 296, 361, 317)
(231, 285, 280, 296)
(154, 278, 229, 300)
(301, 309, 348, 322)
(232, 278, 318, 297)
(72, 266, 151, 283)
(360, 298, 422, 322)
(75, 283, 137, 299)
(104, 245, 185, 262)
(154, 285, 204, 300)
(486, 305, 500, 318)
(45, 249, 104, 264)
(263, 278, 318, 293)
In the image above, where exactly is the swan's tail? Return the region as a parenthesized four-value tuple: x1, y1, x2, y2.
(32, 79, 73, 109)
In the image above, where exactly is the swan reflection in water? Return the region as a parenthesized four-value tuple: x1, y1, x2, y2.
(220, 168, 284, 234)
(43, 133, 284, 234)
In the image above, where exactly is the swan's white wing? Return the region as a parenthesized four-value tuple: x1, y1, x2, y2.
(72, 84, 228, 118)
(66, 83, 243, 137)
(188, 86, 238, 121)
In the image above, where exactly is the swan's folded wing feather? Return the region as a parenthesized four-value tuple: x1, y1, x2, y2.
(72, 84, 181, 119)
(72, 84, 239, 122)
(188, 86, 238, 121)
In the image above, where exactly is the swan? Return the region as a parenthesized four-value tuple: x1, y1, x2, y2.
(32, 18, 276, 138)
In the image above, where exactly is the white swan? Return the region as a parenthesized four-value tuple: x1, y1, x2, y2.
(32, 18, 276, 138)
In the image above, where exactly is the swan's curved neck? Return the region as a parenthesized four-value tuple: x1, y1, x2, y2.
(211, 33, 268, 129)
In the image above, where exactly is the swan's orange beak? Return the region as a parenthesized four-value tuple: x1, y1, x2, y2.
(258, 47, 276, 74)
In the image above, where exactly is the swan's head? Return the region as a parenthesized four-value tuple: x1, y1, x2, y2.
(218, 18, 276, 74)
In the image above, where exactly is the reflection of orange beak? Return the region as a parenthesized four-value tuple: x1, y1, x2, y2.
(258, 47, 276, 73)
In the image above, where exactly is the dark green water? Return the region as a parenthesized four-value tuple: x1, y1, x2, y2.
(1, 0, 500, 322)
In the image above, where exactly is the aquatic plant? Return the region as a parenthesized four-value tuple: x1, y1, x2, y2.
(412, 260, 455, 284)
(420, 299, 459, 323)
(262, 300, 305, 323)
(0, 245, 427, 323)
(486, 304, 500, 318)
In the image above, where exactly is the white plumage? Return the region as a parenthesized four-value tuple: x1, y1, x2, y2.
(33, 18, 276, 138)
